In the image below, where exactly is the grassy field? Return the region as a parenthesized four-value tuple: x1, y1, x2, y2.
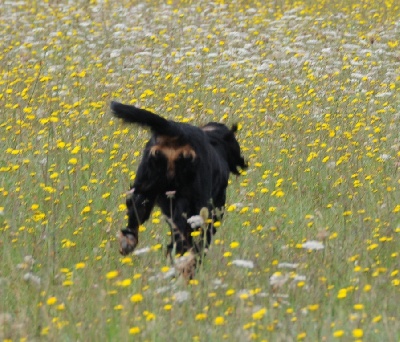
(1, 0, 399, 341)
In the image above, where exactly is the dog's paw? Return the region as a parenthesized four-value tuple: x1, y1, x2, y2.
(175, 252, 197, 281)
(118, 230, 138, 255)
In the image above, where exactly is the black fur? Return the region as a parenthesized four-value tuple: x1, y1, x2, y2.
(111, 101, 247, 259)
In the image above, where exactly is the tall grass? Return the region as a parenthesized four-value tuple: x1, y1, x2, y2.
(1, 0, 399, 341)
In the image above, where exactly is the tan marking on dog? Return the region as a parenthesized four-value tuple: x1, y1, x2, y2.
(149, 136, 196, 178)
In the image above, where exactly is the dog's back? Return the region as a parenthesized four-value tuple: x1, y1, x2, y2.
(111, 101, 247, 176)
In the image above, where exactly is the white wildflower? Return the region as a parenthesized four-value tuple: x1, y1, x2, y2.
(375, 92, 392, 98)
(162, 269, 175, 279)
(269, 272, 289, 287)
(379, 154, 390, 160)
(23, 273, 41, 287)
(231, 259, 254, 269)
(277, 262, 299, 269)
(187, 215, 204, 228)
(165, 191, 176, 198)
(237, 289, 251, 298)
(173, 291, 189, 303)
(155, 286, 173, 294)
(292, 274, 307, 282)
(133, 247, 151, 255)
(302, 240, 324, 250)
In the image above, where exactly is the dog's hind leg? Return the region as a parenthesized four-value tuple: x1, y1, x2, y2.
(164, 216, 186, 264)
(204, 190, 227, 251)
(119, 191, 156, 255)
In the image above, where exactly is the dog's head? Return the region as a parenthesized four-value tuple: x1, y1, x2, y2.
(202, 123, 247, 175)
(225, 124, 247, 174)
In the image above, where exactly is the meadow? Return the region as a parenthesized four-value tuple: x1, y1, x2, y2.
(1, 0, 399, 341)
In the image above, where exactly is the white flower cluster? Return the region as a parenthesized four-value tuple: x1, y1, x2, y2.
(302, 240, 325, 250)
(187, 215, 204, 228)
(231, 259, 254, 269)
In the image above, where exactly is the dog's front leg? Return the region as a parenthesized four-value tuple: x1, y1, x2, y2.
(164, 198, 197, 280)
(159, 197, 193, 255)
(119, 192, 156, 255)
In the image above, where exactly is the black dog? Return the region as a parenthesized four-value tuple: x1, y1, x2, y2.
(111, 101, 247, 261)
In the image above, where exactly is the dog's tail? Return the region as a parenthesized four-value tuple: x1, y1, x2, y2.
(111, 101, 182, 136)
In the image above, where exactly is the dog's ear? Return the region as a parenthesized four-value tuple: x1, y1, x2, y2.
(230, 124, 238, 134)
(224, 127, 237, 142)
(221, 125, 248, 174)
